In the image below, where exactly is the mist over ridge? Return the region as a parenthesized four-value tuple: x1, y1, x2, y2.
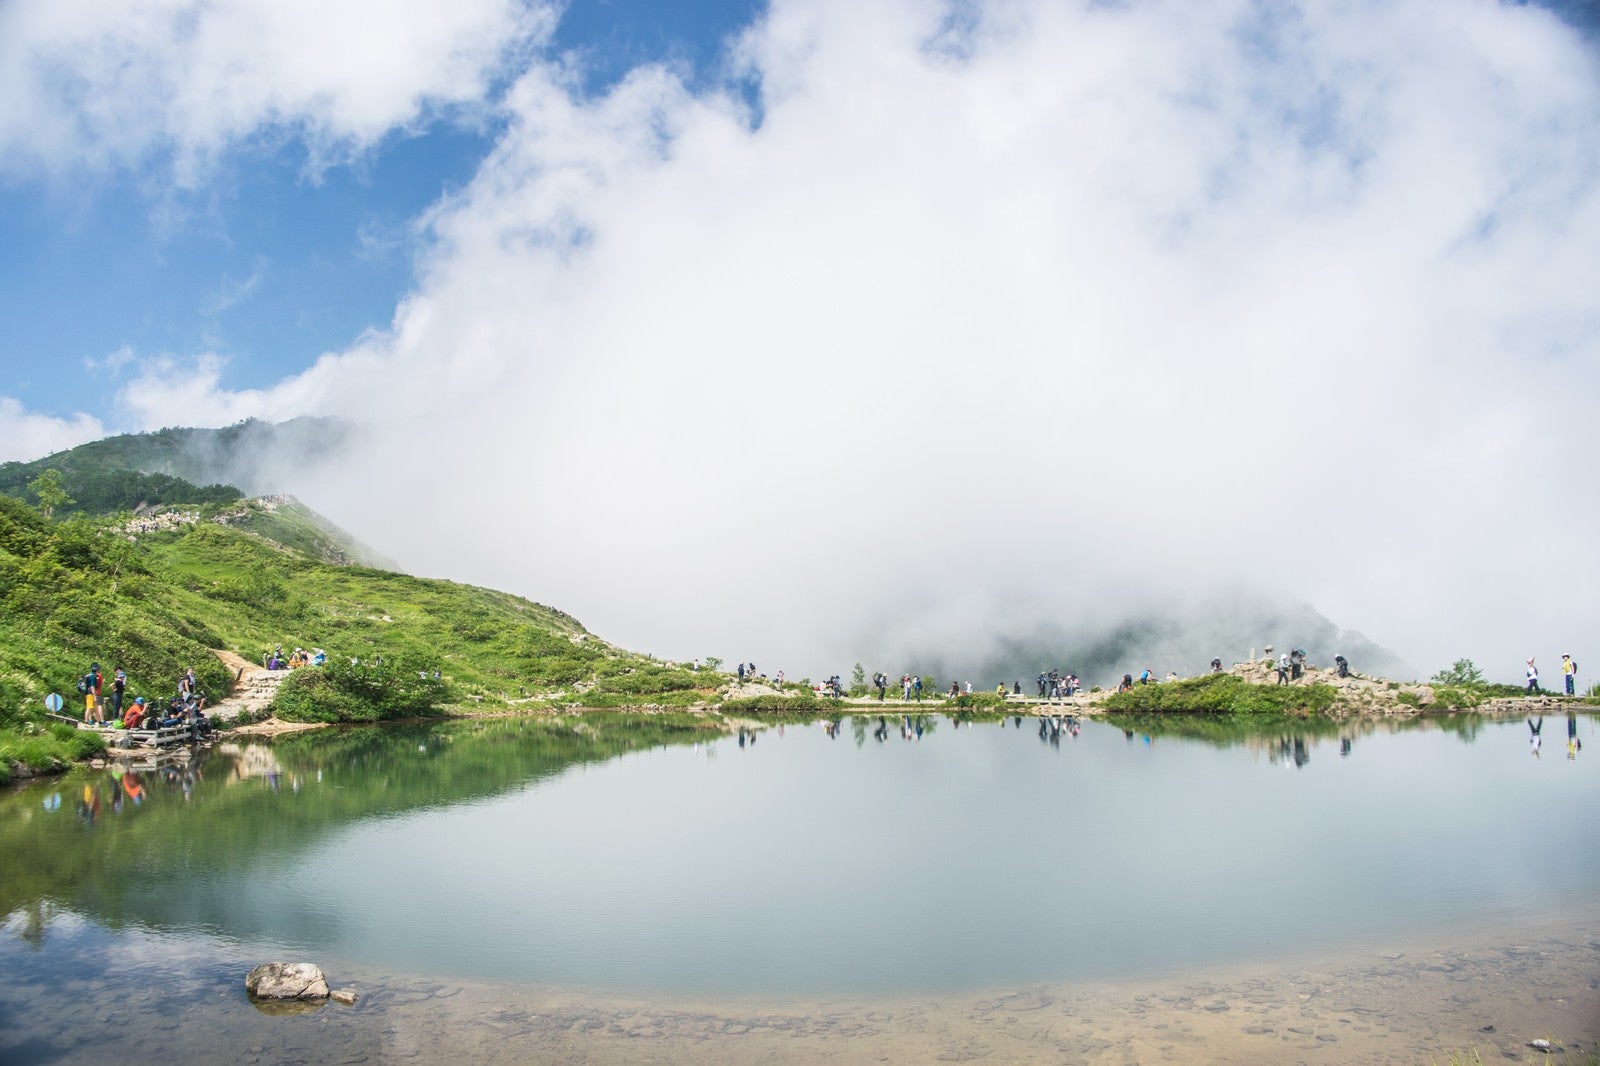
(4, 1, 1595, 686)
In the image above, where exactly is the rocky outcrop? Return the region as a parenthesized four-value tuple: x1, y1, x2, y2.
(246, 963, 330, 1000)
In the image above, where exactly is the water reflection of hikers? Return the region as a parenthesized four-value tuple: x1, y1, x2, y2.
(1529, 716, 1543, 755)
(1568, 713, 1582, 759)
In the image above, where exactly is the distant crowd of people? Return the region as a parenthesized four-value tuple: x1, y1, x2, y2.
(732, 649, 1584, 706)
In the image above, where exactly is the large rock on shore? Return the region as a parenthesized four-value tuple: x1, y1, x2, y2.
(246, 962, 330, 1000)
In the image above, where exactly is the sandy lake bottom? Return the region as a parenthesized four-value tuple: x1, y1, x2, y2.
(4, 908, 1595, 1065)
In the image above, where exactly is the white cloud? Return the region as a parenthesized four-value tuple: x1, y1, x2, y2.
(201, 257, 270, 316)
(0, 0, 554, 181)
(84, 343, 137, 375)
(0, 397, 105, 462)
(112, 348, 377, 431)
(11, 0, 1600, 682)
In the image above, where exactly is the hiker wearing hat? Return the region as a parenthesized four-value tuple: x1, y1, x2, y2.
(1562, 654, 1578, 696)
(1526, 657, 1539, 694)
(124, 697, 148, 730)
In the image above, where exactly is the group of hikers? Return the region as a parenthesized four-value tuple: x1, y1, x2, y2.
(76, 661, 211, 736)
(1524, 654, 1580, 695)
(867, 672, 922, 700)
(265, 645, 324, 670)
(1038, 671, 1083, 698)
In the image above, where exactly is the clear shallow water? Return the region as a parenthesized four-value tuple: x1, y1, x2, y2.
(2, 712, 1596, 1007)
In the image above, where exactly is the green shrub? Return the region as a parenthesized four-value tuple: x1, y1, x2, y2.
(1430, 686, 1482, 710)
(1430, 658, 1485, 687)
(273, 657, 449, 723)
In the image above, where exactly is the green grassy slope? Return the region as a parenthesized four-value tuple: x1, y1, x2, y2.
(0, 493, 720, 778)
(212, 496, 396, 568)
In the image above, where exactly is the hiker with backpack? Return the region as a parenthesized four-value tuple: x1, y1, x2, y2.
(78, 663, 104, 724)
(1562, 654, 1578, 696)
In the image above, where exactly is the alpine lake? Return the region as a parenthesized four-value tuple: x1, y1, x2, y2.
(2, 709, 1596, 1064)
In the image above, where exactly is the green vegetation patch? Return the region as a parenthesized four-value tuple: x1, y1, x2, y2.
(272, 657, 450, 723)
(1102, 674, 1338, 715)
(722, 694, 842, 714)
(0, 722, 106, 783)
(948, 691, 1011, 710)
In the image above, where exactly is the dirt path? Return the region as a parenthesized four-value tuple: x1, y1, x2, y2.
(208, 650, 289, 722)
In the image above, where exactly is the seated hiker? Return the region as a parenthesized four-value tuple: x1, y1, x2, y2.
(123, 697, 149, 729)
(159, 698, 187, 728)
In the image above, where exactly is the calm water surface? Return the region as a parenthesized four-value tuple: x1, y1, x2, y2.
(1, 711, 1596, 1061)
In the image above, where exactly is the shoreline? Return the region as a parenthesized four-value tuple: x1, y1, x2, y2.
(13, 664, 1589, 785)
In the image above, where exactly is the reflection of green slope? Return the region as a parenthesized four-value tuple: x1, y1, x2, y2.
(1103, 713, 1348, 747)
(1101, 712, 1491, 748)
(0, 715, 718, 929)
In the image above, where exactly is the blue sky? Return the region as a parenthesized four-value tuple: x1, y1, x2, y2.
(0, 0, 1596, 678)
(1, 0, 761, 435)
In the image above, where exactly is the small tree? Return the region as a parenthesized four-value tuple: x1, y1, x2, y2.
(28, 468, 73, 520)
(1431, 658, 1485, 688)
(703, 656, 723, 672)
(850, 662, 867, 697)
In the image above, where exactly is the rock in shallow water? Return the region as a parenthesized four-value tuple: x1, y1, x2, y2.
(246, 962, 330, 1000)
